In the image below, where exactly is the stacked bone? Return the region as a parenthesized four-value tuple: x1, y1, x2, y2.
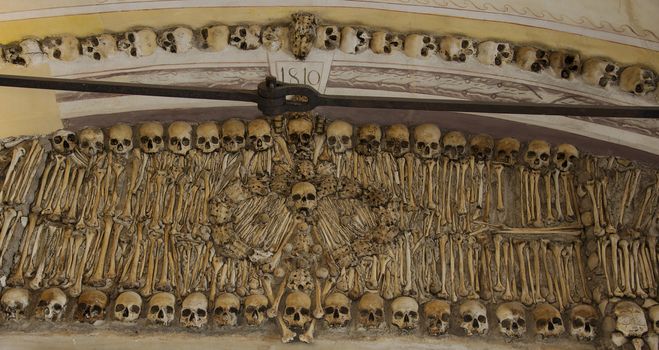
(0, 115, 657, 347)
(1, 13, 657, 98)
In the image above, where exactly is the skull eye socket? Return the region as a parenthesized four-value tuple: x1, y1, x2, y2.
(463, 314, 473, 322)
(325, 307, 335, 315)
(229, 307, 238, 314)
(127, 33, 135, 42)
(307, 194, 316, 200)
(477, 315, 486, 323)
(441, 313, 450, 322)
(409, 311, 418, 318)
(54, 136, 63, 144)
(115, 304, 126, 312)
(150, 305, 159, 314)
(182, 138, 190, 146)
(38, 300, 48, 307)
(375, 309, 383, 317)
(556, 152, 565, 160)
(430, 142, 438, 150)
(552, 317, 562, 325)
(527, 151, 536, 158)
(245, 306, 255, 314)
(198, 137, 206, 144)
(81, 141, 90, 148)
(263, 135, 271, 143)
(285, 307, 295, 315)
(635, 84, 644, 93)
(92, 305, 102, 313)
(327, 136, 337, 145)
(96, 142, 104, 149)
(501, 319, 511, 328)
(258, 306, 267, 312)
(53, 303, 62, 311)
(235, 136, 244, 143)
(605, 64, 615, 73)
(67, 134, 77, 142)
(223, 136, 232, 143)
(214, 307, 223, 315)
(340, 306, 349, 314)
(416, 142, 424, 149)
(540, 153, 549, 161)
(197, 308, 207, 317)
(166, 306, 174, 314)
(130, 305, 140, 314)
(170, 137, 178, 145)
(573, 318, 583, 328)
(154, 136, 162, 144)
(141, 136, 149, 144)
(536, 319, 547, 328)
(110, 139, 119, 146)
(182, 308, 192, 317)
(401, 141, 409, 148)
(300, 308, 310, 316)
(341, 136, 351, 144)
(211, 136, 219, 144)
(292, 194, 301, 201)
(394, 311, 404, 319)
(326, 27, 334, 35)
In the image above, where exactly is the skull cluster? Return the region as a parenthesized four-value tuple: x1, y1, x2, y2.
(167, 121, 192, 155)
(439, 36, 476, 62)
(198, 25, 229, 52)
(316, 25, 341, 50)
(391, 296, 419, 331)
(340, 27, 370, 54)
(550, 51, 581, 79)
(244, 294, 269, 326)
(117, 29, 157, 57)
(494, 137, 520, 166)
(469, 133, 494, 162)
(619, 66, 657, 95)
(516, 46, 550, 73)
(78, 127, 105, 157)
(247, 119, 273, 151)
(404, 34, 436, 59)
(477, 41, 513, 66)
(442, 131, 467, 161)
(80, 34, 117, 61)
(283, 291, 312, 330)
(286, 117, 314, 154)
(582, 58, 620, 88)
(553, 143, 579, 172)
(569, 304, 598, 341)
(371, 31, 404, 54)
(230, 25, 262, 50)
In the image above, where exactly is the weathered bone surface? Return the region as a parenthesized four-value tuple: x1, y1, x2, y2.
(0, 114, 657, 348)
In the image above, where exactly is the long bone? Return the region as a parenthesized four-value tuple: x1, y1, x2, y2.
(617, 171, 632, 227)
(0, 146, 26, 203)
(403, 232, 413, 295)
(634, 186, 653, 230)
(458, 161, 469, 214)
(426, 161, 436, 209)
(32, 160, 54, 213)
(550, 243, 568, 310)
(519, 166, 527, 226)
(599, 238, 613, 296)
(85, 164, 106, 228)
(139, 236, 159, 297)
(509, 238, 517, 299)
(105, 221, 124, 280)
(552, 170, 564, 222)
(50, 156, 74, 220)
(405, 153, 416, 208)
(619, 239, 634, 297)
(449, 236, 457, 302)
(476, 161, 485, 209)
(438, 234, 449, 298)
(573, 240, 591, 302)
(88, 216, 114, 285)
(65, 167, 86, 223)
(7, 213, 38, 286)
(155, 225, 173, 291)
(119, 153, 141, 220)
(0, 208, 18, 256)
(267, 270, 290, 318)
(108, 160, 125, 215)
(501, 239, 513, 301)
(493, 234, 504, 291)
(561, 246, 576, 304)
(609, 233, 623, 296)
(455, 235, 468, 297)
(123, 221, 144, 289)
(494, 164, 504, 211)
(560, 172, 575, 218)
(530, 240, 544, 303)
(466, 237, 479, 299)
(4, 142, 34, 202)
(531, 171, 543, 227)
(631, 240, 647, 298)
(540, 240, 556, 303)
(525, 242, 536, 302)
(585, 181, 603, 235)
(516, 241, 533, 305)
(68, 229, 96, 297)
(543, 172, 554, 224)
(41, 155, 65, 214)
(647, 235, 658, 283)
(12, 141, 43, 204)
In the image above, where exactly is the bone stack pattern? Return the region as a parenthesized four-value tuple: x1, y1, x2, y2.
(0, 115, 657, 348)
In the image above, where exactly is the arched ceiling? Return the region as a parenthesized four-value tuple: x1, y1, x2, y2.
(0, 1, 658, 163)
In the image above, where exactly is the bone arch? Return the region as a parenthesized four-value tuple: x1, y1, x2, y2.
(0, 115, 657, 349)
(1, 12, 657, 100)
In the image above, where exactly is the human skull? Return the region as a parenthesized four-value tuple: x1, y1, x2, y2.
(613, 301, 648, 338)
(230, 25, 261, 50)
(524, 140, 551, 170)
(477, 41, 513, 66)
(157, 27, 194, 53)
(383, 124, 410, 157)
(147, 292, 176, 326)
(80, 34, 117, 60)
(390, 296, 419, 331)
(286, 117, 313, 152)
(469, 133, 494, 162)
(315, 25, 341, 50)
(181, 292, 208, 328)
(51, 129, 78, 155)
(424, 300, 451, 336)
(550, 51, 581, 79)
(213, 292, 240, 327)
(582, 58, 620, 88)
(1, 288, 29, 320)
(195, 121, 220, 153)
(496, 302, 527, 338)
(3, 38, 44, 66)
(75, 289, 108, 323)
(326, 120, 353, 154)
(439, 36, 476, 62)
(442, 131, 467, 161)
(370, 31, 404, 54)
(357, 292, 385, 329)
(117, 28, 157, 57)
(41, 35, 80, 61)
(108, 123, 133, 155)
(289, 12, 318, 60)
(221, 118, 246, 153)
(114, 291, 142, 322)
(247, 119, 273, 152)
(553, 143, 579, 172)
(515, 46, 550, 73)
(339, 27, 370, 54)
(619, 66, 657, 95)
(36, 288, 67, 321)
(290, 182, 317, 216)
(138, 122, 165, 154)
(460, 300, 488, 336)
(283, 291, 312, 330)
(261, 25, 289, 52)
(323, 292, 351, 328)
(78, 127, 105, 157)
(649, 304, 659, 334)
(404, 34, 437, 59)
(494, 137, 520, 166)
(533, 303, 564, 338)
(413, 123, 441, 159)
(569, 304, 598, 341)
(356, 123, 381, 157)
(198, 25, 229, 52)
(244, 294, 268, 326)
(167, 121, 192, 155)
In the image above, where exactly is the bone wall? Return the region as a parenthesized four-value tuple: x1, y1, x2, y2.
(0, 115, 657, 348)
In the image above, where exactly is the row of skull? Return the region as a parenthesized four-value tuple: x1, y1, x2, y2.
(4, 286, 656, 342)
(51, 120, 579, 171)
(1, 13, 657, 97)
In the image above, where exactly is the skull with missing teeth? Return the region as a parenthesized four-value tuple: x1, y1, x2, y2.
(326, 120, 353, 154)
(370, 31, 404, 54)
(147, 292, 176, 326)
(582, 58, 619, 88)
(221, 118, 246, 153)
(3, 39, 44, 66)
(261, 25, 289, 52)
(167, 121, 192, 155)
(524, 139, 551, 170)
(283, 291, 312, 331)
(198, 25, 229, 52)
(42, 35, 80, 61)
(75, 289, 108, 323)
(442, 131, 467, 161)
(494, 137, 520, 166)
(244, 294, 269, 326)
(157, 27, 194, 53)
(340, 27, 370, 54)
(515, 46, 550, 73)
(36, 288, 67, 322)
(550, 51, 581, 79)
(383, 124, 410, 157)
(230, 25, 261, 50)
(1, 288, 29, 320)
(404, 34, 437, 59)
(357, 292, 384, 329)
(356, 123, 381, 157)
(619, 66, 657, 95)
(469, 133, 494, 162)
(51, 129, 78, 155)
(323, 292, 351, 328)
(290, 182, 317, 216)
(195, 121, 220, 153)
(569, 304, 598, 341)
(477, 41, 513, 66)
(553, 143, 578, 172)
(180, 292, 208, 328)
(247, 119, 273, 151)
(425, 300, 451, 336)
(391, 296, 419, 331)
(108, 123, 133, 155)
(316, 25, 341, 50)
(496, 302, 527, 338)
(533, 303, 564, 338)
(114, 291, 142, 322)
(414, 123, 441, 159)
(81, 34, 117, 61)
(287, 116, 314, 154)
(460, 300, 488, 336)
(78, 127, 105, 157)
(213, 293, 241, 327)
(118, 29, 157, 57)
(439, 36, 476, 62)
(138, 122, 164, 153)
